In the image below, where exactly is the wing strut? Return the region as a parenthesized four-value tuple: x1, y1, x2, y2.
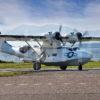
(25, 40, 39, 56)
(35, 39, 49, 57)
(25, 40, 46, 62)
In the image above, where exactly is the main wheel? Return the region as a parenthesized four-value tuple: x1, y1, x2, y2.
(60, 66, 67, 70)
(78, 64, 82, 71)
(33, 62, 41, 71)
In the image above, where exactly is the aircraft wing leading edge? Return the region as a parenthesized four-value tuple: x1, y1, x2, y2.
(0, 35, 46, 41)
(0, 35, 100, 41)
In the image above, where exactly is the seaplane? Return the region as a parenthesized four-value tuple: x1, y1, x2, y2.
(0, 26, 99, 71)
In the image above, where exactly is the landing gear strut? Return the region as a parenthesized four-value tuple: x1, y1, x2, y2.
(60, 66, 67, 70)
(33, 62, 41, 71)
(78, 64, 82, 71)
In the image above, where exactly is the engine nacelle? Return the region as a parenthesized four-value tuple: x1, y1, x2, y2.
(67, 33, 78, 44)
(67, 31, 83, 44)
(53, 32, 62, 42)
(44, 32, 62, 48)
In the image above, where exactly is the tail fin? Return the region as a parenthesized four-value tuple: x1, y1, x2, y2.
(0, 40, 14, 54)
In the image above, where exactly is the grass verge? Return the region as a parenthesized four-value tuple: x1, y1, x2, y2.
(0, 62, 32, 69)
(0, 61, 99, 77)
(0, 71, 33, 77)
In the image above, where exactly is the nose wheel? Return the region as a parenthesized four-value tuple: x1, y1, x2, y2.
(33, 62, 41, 71)
(78, 64, 82, 71)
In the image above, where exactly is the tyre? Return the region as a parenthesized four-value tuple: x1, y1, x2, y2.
(78, 65, 82, 71)
(60, 66, 67, 70)
(33, 62, 41, 71)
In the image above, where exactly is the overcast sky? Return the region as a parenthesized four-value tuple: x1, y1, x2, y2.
(0, 0, 100, 32)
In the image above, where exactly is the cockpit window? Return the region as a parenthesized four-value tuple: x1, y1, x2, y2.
(68, 48, 73, 51)
(68, 47, 79, 51)
(73, 47, 79, 51)
(52, 53, 57, 56)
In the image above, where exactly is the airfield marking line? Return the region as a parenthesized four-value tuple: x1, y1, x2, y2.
(18, 83, 28, 86)
(63, 83, 71, 85)
(4, 84, 12, 86)
(79, 83, 87, 85)
(33, 83, 41, 86)
(59, 76, 64, 78)
(47, 83, 53, 85)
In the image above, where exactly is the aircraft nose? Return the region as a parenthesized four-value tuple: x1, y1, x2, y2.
(84, 52, 93, 59)
(82, 51, 93, 59)
(80, 51, 93, 64)
(77, 51, 93, 65)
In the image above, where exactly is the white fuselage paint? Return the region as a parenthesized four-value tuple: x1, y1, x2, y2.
(0, 41, 92, 66)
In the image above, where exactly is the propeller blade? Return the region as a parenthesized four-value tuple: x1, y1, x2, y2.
(59, 25, 62, 33)
(76, 32, 82, 40)
(83, 31, 88, 37)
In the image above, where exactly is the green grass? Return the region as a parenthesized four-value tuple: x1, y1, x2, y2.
(0, 71, 34, 77)
(84, 61, 100, 68)
(42, 61, 100, 69)
(0, 61, 99, 77)
(0, 62, 32, 69)
(0, 61, 100, 69)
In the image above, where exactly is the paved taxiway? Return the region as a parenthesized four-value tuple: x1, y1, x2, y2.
(0, 69, 100, 100)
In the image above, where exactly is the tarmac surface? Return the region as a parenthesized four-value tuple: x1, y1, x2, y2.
(0, 69, 100, 100)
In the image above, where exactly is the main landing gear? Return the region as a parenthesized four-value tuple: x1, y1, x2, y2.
(33, 62, 41, 71)
(78, 64, 82, 71)
(33, 63, 83, 71)
(60, 65, 83, 71)
(60, 66, 67, 70)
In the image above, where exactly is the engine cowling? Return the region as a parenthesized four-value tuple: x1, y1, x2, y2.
(76, 32, 82, 41)
(54, 32, 62, 42)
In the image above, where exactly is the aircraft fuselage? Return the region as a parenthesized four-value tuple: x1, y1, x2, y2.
(0, 41, 92, 67)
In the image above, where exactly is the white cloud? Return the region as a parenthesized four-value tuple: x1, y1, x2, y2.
(81, 2, 100, 31)
(0, 0, 100, 33)
(0, 0, 31, 31)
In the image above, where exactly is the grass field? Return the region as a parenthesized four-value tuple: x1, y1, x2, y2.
(0, 61, 99, 77)
(0, 62, 32, 69)
(0, 61, 100, 69)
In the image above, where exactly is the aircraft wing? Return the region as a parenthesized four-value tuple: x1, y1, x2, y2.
(0, 34, 100, 42)
(81, 37, 100, 41)
(0, 34, 46, 41)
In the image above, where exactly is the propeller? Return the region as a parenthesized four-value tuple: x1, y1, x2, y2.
(59, 25, 62, 33)
(76, 31, 88, 47)
(69, 29, 89, 47)
(54, 25, 63, 42)
(76, 32, 82, 41)
(76, 31, 88, 41)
